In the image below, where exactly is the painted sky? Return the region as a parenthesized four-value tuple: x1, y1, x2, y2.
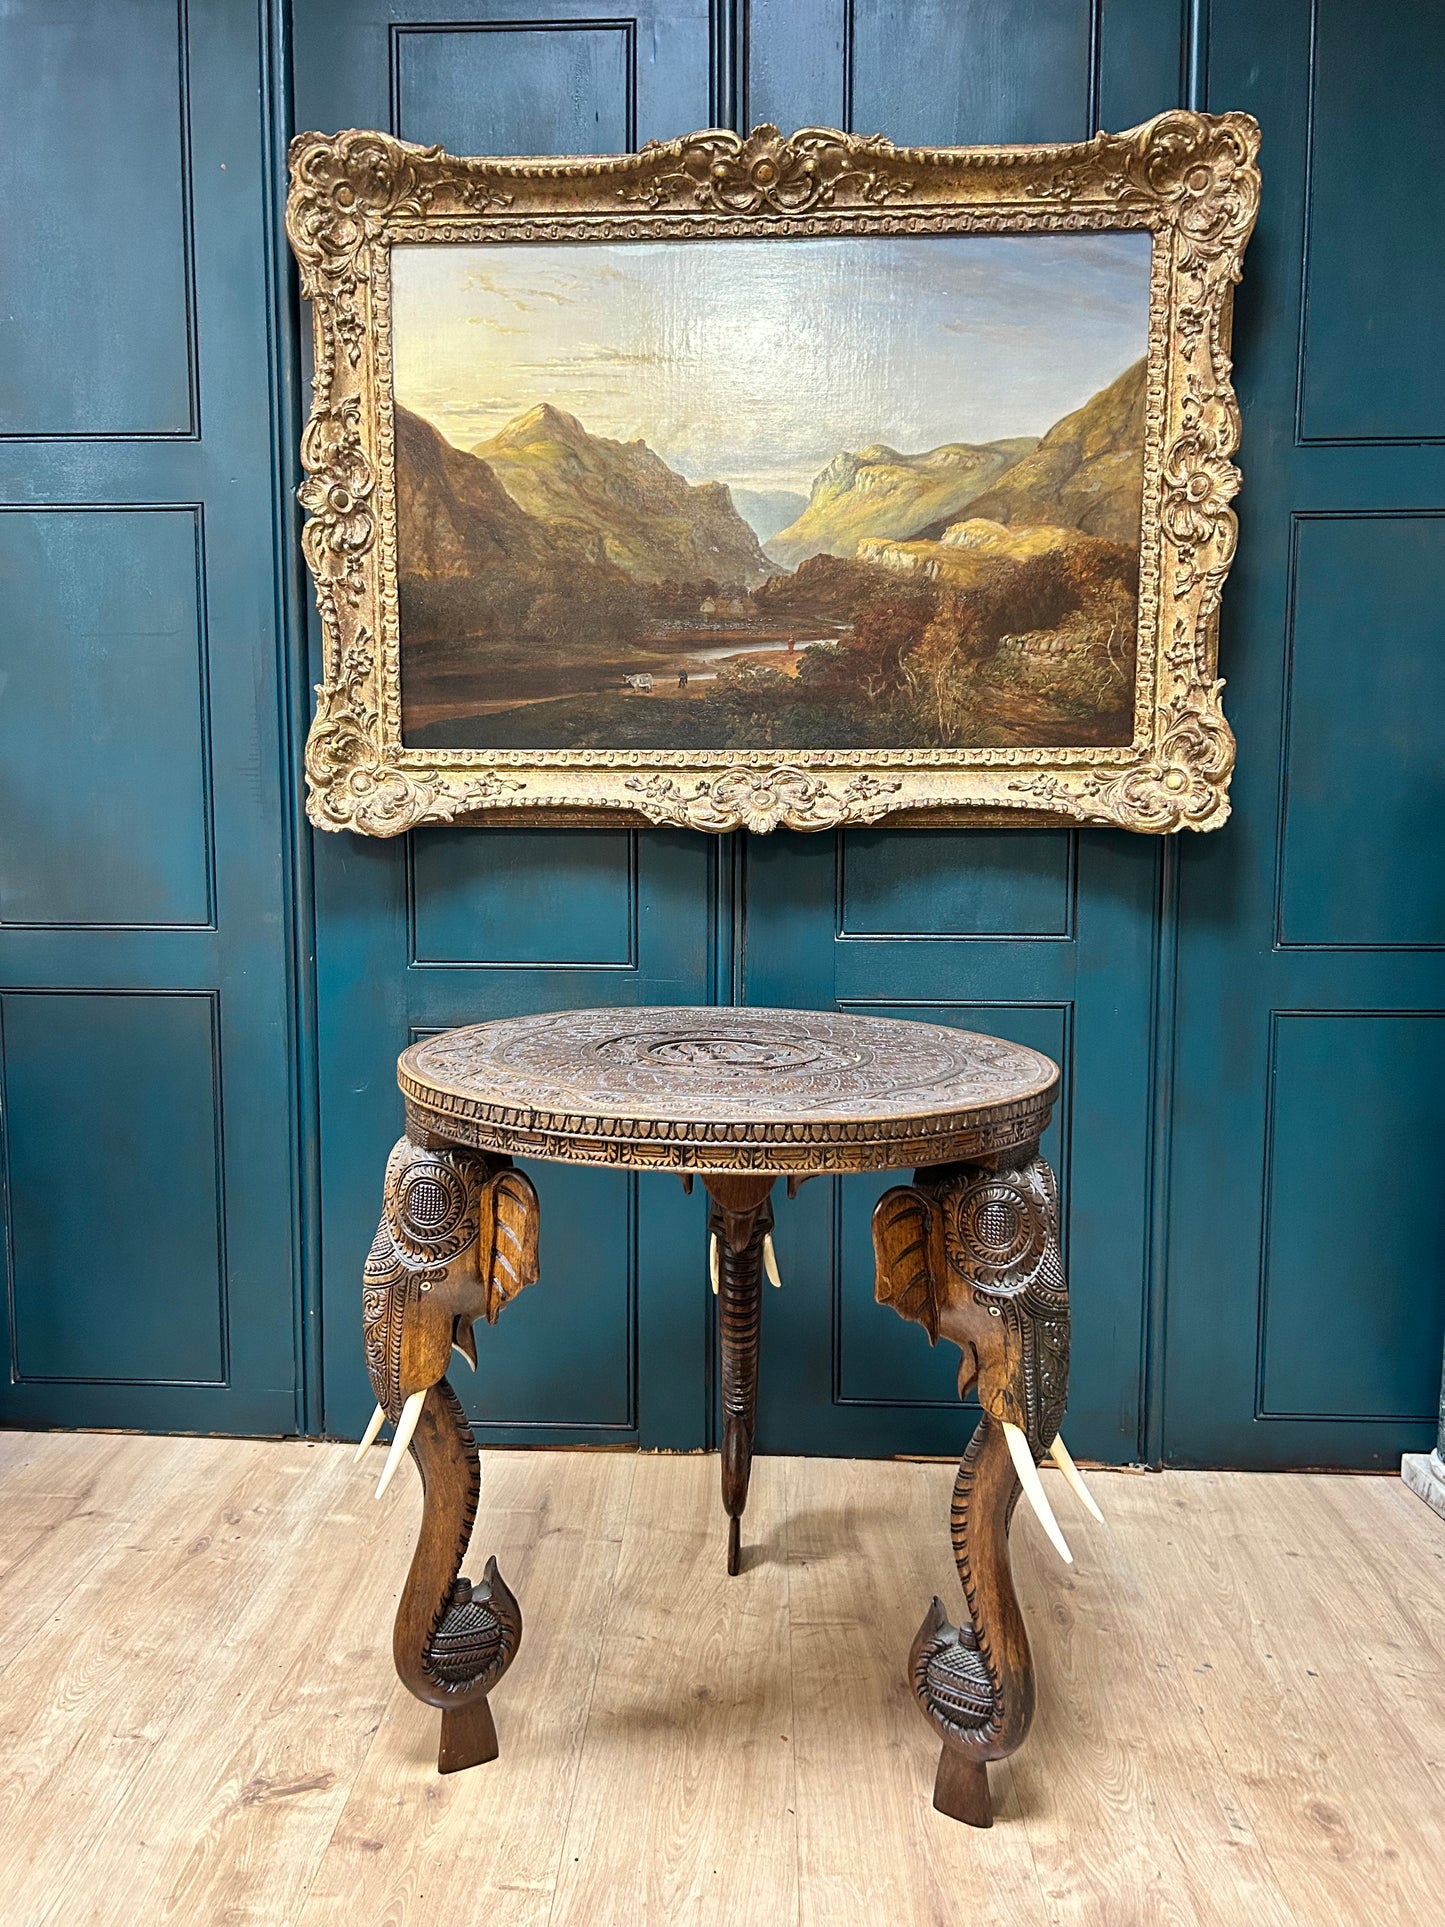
(391, 231, 1152, 496)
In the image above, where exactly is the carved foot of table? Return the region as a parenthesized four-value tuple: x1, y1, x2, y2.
(358, 1135, 541, 1771)
(874, 1145, 1099, 1827)
(704, 1175, 776, 1575)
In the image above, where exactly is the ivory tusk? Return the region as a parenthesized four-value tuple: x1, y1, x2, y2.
(1048, 1433, 1105, 1523)
(1001, 1420, 1073, 1564)
(709, 1232, 719, 1295)
(353, 1402, 386, 1464)
(763, 1232, 782, 1289)
(375, 1389, 426, 1499)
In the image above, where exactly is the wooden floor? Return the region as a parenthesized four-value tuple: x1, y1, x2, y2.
(1, 1436, 1442, 1927)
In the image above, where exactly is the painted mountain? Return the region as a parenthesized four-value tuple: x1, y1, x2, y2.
(396, 403, 579, 581)
(849, 359, 1148, 581)
(941, 357, 1147, 546)
(470, 403, 774, 588)
(395, 358, 1146, 754)
(766, 435, 1038, 569)
(396, 403, 787, 731)
(396, 405, 631, 682)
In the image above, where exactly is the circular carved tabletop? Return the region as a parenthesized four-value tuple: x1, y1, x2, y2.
(399, 1007, 1057, 1174)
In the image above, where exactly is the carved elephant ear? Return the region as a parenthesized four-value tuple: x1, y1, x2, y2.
(481, 1168, 541, 1325)
(872, 1186, 939, 1345)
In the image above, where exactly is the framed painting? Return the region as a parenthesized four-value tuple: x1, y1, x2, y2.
(287, 113, 1259, 835)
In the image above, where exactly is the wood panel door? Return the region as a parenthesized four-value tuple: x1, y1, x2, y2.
(294, 1, 723, 1448)
(734, 2, 1186, 1466)
(0, 0, 302, 1432)
(1162, 0, 1445, 1467)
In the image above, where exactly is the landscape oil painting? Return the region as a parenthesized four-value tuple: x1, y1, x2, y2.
(289, 118, 1258, 832)
(392, 230, 1152, 755)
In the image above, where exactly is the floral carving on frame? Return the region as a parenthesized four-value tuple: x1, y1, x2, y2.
(286, 113, 1259, 836)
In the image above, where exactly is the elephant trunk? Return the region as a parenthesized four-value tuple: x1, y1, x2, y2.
(704, 1174, 775, 1576)
(909, 1410, 1034, 1762)
(393, 1376, 521, 1713)
(716, 1209, 766, 1512)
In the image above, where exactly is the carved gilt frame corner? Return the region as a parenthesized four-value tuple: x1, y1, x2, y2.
(286, 112, 1260, 837)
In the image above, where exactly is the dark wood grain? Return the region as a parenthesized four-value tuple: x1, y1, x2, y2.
(398, 1006, 1057, 1173)
(363, 1136, 540, 1771)
(368, 1006, 1064, 1816)
(874, 1146, 1069, 1826)
(703, 1174, 775, 1574)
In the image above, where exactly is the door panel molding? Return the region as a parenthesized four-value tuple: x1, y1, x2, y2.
(836, 829, 1078, 943)
(0, 0, 199, 443)
(389, 15, 640, 153)
(1255, 1008, 1445, 1426)
(0, 0, 301, 1436)
(1164, 0, 1445, 1467)
(0, 986, 228, 1388)
(0, 502, 216, 933)
(1273, 510, 1445, 953)
(407, 828, 640, 969)
(1295, 0, 1445, 446)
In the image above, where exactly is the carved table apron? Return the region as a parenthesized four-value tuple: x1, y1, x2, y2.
(360, 1005, 1092, 1827)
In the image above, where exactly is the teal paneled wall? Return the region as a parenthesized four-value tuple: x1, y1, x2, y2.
(0, 0, 303, 1433)
(1164, 0, 1445, 1466)
(2, 0, 1441, 1469)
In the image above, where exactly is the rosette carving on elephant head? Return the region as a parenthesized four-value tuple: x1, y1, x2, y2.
(358, 1137, 540, 1771)
(872, 1149, 1101, 1826)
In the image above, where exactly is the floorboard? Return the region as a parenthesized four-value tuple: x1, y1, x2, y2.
(0, 1436, 1441, 1927)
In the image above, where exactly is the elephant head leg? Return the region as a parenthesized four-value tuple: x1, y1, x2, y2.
(362, 1135, 540, 1771)
(873, 1145, 1095, 1825)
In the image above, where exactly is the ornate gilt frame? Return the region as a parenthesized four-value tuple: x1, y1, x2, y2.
(286, 113, 1259, 836)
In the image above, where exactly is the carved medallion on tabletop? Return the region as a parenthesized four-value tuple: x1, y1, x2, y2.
(287, 113, 1259, 835)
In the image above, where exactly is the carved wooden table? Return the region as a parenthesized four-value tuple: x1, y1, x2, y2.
(357, 1006, 1100, 1827)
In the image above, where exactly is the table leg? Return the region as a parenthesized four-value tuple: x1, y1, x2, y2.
(871, 1145, 1071, 1826)
(360, 1135, 542, 1773)
(703, 1174, 776, 1575)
